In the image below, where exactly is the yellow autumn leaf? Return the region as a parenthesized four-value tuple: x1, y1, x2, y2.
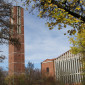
(76, 7, 81, 10)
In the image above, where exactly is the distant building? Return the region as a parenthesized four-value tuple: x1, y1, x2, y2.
(9, 6, 25, 75)
(41, 58, 56, 77)
(41, 50, 83, 85)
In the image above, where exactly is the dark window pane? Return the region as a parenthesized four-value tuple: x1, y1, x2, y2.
(46, 67, 49, 73)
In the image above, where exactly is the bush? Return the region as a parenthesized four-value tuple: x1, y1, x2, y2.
(0, 67, 7, 85)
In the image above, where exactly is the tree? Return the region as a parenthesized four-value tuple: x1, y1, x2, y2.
(69, 29, 85, 85)
(0, 0, 12, 62)
(5, 61, 59, 85)
(0, 67, 7, 85)
(25, 61, 34, 76)
(0, 0, 18, 45)
(0, 54, 5, 62)
(25, 62, 35, 85)
(0, 0, 20, 61)
(22, 0, 85, 35)
(69, 29, 85, 55)
(5, 74, 28, 85)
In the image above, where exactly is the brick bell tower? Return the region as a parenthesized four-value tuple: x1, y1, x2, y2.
(9, 6, 25, 75)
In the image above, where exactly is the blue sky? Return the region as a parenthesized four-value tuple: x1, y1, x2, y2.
(0, 0, 72, 70)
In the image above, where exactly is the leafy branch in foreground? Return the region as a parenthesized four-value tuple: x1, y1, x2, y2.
(0, 0, 20, 46)
(69, 29, 85, 85)
(23, 0, 85, 35)
(0, 0, 21, 61)
(69, 29, 85, 54)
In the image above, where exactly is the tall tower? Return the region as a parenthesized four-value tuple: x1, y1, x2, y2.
(9, 6, 25, 75)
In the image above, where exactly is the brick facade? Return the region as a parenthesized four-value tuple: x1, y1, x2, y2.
(9, 6, 25, 75)
(41, 59, 56, 77)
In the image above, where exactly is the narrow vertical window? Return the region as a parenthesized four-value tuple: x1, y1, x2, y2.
(17, 7, 21, 34)
(46, 67, 49, 73)
(11, 8, 14, 35)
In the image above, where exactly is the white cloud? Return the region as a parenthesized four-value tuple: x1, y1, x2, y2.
(24, 14, 71, 65)
(0, 5, 72, 70)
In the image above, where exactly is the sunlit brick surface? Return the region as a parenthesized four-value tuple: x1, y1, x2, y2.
(41, 59, 56, 77)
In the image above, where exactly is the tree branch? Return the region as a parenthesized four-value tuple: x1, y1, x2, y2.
(52, 1, 85, 22)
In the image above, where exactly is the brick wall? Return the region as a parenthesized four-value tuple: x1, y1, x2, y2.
(9, 6, 25, 75)
(41, 59, 55, 77)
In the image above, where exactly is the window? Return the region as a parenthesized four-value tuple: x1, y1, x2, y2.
(46, 67, 49, 73)
(17, 7, 21, 34)
(10, 8, 14, 35)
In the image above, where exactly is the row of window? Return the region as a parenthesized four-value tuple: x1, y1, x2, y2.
(10, 7, 22, 35)
(57, 74, 83, 84)
(55, 59, 81, 74)
(59, 51, 81, 60)
(55, 53, 82, 84)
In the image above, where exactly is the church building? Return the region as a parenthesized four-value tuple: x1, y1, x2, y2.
(41, 50, 83, 85)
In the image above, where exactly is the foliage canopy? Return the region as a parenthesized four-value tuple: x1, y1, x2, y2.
(0, 0, 20, 46)
(69, 29, 85, 85)
(0, 0, 20, 62)
(23, 0, 85, 35)
(69, 29, 85, 54)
